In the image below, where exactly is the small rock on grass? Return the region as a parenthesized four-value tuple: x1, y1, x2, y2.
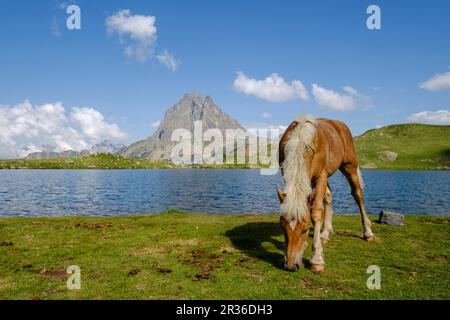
(379, 210, 405, 226)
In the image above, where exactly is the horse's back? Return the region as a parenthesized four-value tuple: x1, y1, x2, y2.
(316, 118, 358, 166)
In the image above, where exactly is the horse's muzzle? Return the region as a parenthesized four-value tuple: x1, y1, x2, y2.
(285, 262, 300, 272)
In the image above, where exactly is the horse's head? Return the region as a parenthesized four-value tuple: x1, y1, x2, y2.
(276, 186, 310, 272)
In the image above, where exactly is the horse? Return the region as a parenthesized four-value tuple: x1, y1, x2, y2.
(276, 114, 375, 274)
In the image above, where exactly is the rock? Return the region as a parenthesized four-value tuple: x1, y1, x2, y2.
(379, 210, 404, 226)
(377, 150, 398, 162)
(361, 161, 378, 169)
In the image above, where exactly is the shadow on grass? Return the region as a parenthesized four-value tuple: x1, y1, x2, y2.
(224, 222, 285, 270)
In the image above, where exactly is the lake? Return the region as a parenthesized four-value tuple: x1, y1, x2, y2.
(0, 169, 448, 217)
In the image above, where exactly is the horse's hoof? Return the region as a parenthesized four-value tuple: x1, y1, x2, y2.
(365, 235, 376, 242)
(321, 236, 330, 245)
(311, 263, 325, 274)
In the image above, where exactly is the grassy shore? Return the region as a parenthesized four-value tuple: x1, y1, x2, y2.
(0, 154, 256, 170)
(0, 212, 448, 300)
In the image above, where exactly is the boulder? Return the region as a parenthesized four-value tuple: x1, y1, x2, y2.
(379, 211, 405, 226)
(377, 151, 398, 162)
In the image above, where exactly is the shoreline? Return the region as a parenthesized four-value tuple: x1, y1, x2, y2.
(0, 211, 449, 220)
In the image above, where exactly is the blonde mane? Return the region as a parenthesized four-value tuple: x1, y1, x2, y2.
(280, 114, 317, 226)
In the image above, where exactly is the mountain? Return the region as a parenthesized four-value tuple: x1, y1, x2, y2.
(355, 123, 450, 169)
(25, 140, 125, 160)
(120, 93, 245, 160)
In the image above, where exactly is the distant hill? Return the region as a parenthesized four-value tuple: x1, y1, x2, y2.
(120, 93, 246, 160)
(355, 123, 450, 169)
(25, 140, 125, 160)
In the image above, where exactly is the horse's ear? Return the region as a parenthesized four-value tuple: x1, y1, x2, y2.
(276, 186, 286, 203)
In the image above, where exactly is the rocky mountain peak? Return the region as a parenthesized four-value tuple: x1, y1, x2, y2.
(120, 92, 245, 160)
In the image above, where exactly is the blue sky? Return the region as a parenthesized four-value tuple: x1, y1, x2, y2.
(0, 0, 449, 158)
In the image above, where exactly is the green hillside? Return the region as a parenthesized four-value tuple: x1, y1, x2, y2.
(355, 124, 450, 170)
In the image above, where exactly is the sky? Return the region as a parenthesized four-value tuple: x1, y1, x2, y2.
(0, 0, 450, 158)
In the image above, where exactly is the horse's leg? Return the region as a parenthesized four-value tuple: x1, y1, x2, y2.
(320, 185, 333, 244)
(341, 165, 375, 241)
(310, 173, 328, 273)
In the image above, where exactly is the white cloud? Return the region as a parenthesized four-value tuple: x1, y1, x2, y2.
(150, 120, 161, 128)
(419, 71, 450, 91)
(0, 101, 127, 159)
(407, 110, 450, 125)
(261, 112, 271, 118)
(106, 9, 157, 63)
(312, 84, 372, 112)
(70, 107, 127, 142)
(156, 50, 180, 71)
(233, 72, 309, 102)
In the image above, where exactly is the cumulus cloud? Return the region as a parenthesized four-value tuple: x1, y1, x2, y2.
(156, 50, 180, 71)
(70, 107, 127, 142)
(407, 110, 450, 125)
(419, 71, 450, 91)
(0, 101, 127, 159)
(233, 72, 309, 102)
(106, 9, 157, 63)
(312, 84, 372, 112)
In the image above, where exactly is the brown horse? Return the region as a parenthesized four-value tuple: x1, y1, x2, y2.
(276, 115, 375, 273)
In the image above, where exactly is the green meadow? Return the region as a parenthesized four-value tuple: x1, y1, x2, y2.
(0, 212, 448, 299)
(355, 123, 450, 170)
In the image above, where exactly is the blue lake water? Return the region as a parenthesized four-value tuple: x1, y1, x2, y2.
(0, 169, 448, 217)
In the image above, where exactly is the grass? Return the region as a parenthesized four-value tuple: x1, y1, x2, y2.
(355, 123, 450, 170)
(0, 153, 260, 170)
(0, 212, 448, 300)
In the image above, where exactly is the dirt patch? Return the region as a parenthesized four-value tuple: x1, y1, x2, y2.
(335, 285, 351, 291)
(118, 224, 137, 229)
(234, 257, 250, 267)
(167, 238, 201, 247)
(181, 249, 224, 280)
(84, 272, 105, 280)
(194, 263, 217, 280)
(128, 268, 141, 276)
(156, 267, 172, 274)
(38, 268, 67, 280)
(75, 221, 112, 229)
(0, 240, 13, 246)
(133, 246, 166, 255)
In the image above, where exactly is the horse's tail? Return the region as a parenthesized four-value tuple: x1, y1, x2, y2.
(281, 114, 317, 226)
